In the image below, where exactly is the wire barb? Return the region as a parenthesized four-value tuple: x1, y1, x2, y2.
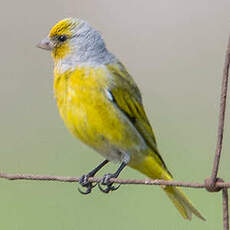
(204, 177, 224, 192)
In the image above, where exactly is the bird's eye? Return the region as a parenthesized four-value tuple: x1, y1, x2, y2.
(58, 35, 67, 42)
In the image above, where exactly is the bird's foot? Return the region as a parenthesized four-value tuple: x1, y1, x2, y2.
(78, 174, 97, 195)
(98, 173, 120, 193)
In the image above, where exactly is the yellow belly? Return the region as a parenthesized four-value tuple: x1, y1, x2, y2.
(54, 66, 145, 162)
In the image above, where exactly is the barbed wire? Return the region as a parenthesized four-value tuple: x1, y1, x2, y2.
(0, 35, 229, 230)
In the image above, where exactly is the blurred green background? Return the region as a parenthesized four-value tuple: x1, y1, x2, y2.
(0, 0, 230, 229)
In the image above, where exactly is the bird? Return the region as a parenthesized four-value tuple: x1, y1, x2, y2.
(37, 17, 205, 221)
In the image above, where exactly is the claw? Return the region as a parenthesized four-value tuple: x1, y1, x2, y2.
(98, 173, 121, 193)
(98, 183, 120, 193)
(78, 174, 97, 195)
(78, 186, 92, 195)
(111, 184, 120, 191)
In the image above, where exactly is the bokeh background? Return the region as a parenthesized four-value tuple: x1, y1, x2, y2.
(1, 0, 230, 229)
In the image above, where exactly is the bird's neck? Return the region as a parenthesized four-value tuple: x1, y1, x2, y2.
(54, 24, 116, 73)
(54, 50, 115, 74)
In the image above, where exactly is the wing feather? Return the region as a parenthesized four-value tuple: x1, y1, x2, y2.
(107, 63, 170, 172)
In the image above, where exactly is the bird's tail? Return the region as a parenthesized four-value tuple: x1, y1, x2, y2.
(163, 185, 205, 220)
(130, 155, 205, 221)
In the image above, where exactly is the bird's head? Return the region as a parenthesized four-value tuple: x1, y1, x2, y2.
(37, 18, 81, 61)
(37, 18, 114, 67)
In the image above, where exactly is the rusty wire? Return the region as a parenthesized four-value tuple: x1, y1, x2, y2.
(209, 35, 230, 186)
(0, 35, 230, 229)
(223, 189, 229, 230)
(0, 173, 230, 189)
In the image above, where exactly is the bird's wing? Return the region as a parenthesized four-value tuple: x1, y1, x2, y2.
(107, 63, 169, 171)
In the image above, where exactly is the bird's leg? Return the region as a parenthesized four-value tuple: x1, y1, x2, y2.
(78, 159, 109, 195)
(98, 162, 127, 193)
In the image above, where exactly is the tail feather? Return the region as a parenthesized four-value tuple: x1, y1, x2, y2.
(130, 155, 205, 220)
(164, 186, 205, 221)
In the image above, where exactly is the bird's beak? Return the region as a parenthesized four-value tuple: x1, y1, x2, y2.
(37, 37, 54, 51)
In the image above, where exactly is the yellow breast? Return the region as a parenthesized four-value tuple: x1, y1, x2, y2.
(53, 65, 142, 159)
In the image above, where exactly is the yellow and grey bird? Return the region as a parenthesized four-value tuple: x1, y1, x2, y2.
(37, 18, 205, 221)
